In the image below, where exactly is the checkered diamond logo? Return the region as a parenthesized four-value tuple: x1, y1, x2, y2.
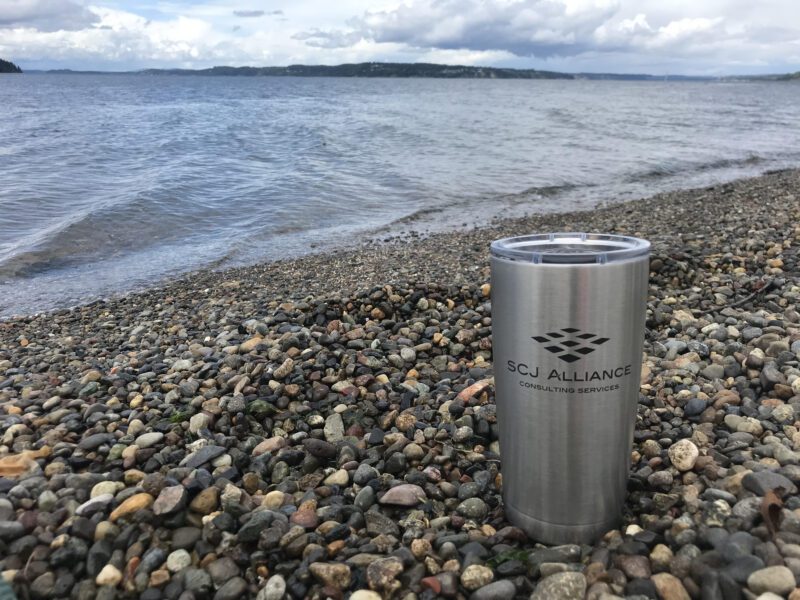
(532, 328, 610, 363)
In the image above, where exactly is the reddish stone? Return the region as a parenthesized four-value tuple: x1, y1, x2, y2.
(290, 510, 319, 529)
(346, 424, 365, 438)
(421, 577, 442, 594)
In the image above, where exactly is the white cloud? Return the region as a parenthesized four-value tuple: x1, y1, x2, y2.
(296, 0, 800, 73)
(292, 28, 365, 49)
(417, 47, 518, 65)
(0, 0, 798, 73)
(616, 14, 650, 35)
(649, 17, 725, 47)
(0, 0, 97, 31)
(345, 0, 620, 57)
(0, 7, 222, 66)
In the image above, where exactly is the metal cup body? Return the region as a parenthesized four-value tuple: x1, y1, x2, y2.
(491, 248, 649, 544)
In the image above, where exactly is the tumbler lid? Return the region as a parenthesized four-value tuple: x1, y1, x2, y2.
(490, 232, 650, 264)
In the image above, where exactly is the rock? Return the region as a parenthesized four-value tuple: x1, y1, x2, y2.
(238, 511, 276, 542)
(460, 564, 494, 591)
(134, 432, 164, 448)
(721, 531, 757, 562)
(303, 438, 337, 459)
(378, 483, 426, 506)
(273, 357, 294, 379)
(737, 417, 763, 436)
(651, 573, 691, 600)
(324, 413, 345, 442)
(37, 489, 57, 511)
(78, 433, 113, 450)
(309, 562, 352, 589)
(323, 469, 349, 486)
(0, 521, 25, 541)
(189, 487, 219, 514)
(469, 580, 517, 600)
(95, 564, 122, 587)
(252, 436, 286, 456)
(171, 527, 202, 549)
(350, 592, 382, 600)
(109, 493, 154, 521)
(183, 567, 213, 595)
(403, 442, 425, 460)
(384, 453, 407, 474)
(366, 557, 404, 593)
(725, 554, 766, 583)
(616, 554, 651, 579)
(683, 397, 707, 417)
(355, 487, 376, 512)
(138, 547, 167, 576)
(531, 572, 586, 600)
(743, 470, 798, 496)
(758, 593, 788, 600)
(761, 363, 786, 389)
(91, 481, 123, 498)
(289, 509, 319, 530)
(239, 336, 263, 352)
(701, 364, 725, 380)
(354, 463, 380, 485)
(732, 497, 762, 526)
(262, 490, 285, 509)
(457, 498, 488, 519)
(170, 359, 193, 372)
(257, 574, 286, 600)
(364, 511, 400, 535)
(81, 369, 103, 384)
(86, 539, 113, 576)
(76, 494, 114, 517)
(225, 396, 247, 414)
(189, 413, 211, 433)
(153, 485, 188, 515)
(166, 549, 192, 572)
(213, 577, 248, 600)
(668, 439, 699, 471)
(30, 572, 55, 599)
(150, 569, 170, 587)
(747, 566, 796, 595)
(183, 445, 226, 469)
(650, 544, 674, 572)
(207, 557, 240, 587)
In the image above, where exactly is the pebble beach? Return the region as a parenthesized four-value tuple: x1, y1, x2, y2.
(2, 168, 800, 600)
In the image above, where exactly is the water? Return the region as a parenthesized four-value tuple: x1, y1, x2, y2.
(1, 74, 799, 316)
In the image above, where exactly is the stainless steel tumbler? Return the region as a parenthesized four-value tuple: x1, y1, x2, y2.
(490, 232, 650, 544)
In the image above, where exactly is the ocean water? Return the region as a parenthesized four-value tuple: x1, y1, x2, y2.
(1, 74, 799, 316)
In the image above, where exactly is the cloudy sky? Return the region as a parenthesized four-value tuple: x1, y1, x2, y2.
(1, 0, 798, 74)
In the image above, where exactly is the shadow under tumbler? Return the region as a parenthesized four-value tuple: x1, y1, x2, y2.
(490, 233, 650, 544)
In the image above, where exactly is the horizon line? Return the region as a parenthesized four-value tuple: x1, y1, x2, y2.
(10, 60, 799, 79)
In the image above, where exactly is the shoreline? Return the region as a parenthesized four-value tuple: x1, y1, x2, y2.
(1, 168, 800, 599)
(3, 167, 798, 324)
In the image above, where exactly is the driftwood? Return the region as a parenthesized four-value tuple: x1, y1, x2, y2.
(727, 278, 776, 309)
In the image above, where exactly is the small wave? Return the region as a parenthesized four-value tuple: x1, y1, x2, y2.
(0, 188, 208, 279)
(626, 154, 764, 183)
(388, 207, 445, 226)
(517, 183, 582, 197)
(370, 180, 589, 237)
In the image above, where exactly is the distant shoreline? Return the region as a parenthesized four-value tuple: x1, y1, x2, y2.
(21, 61, 800, 81)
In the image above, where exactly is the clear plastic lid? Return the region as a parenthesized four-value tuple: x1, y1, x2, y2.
(491, 232, 650, 264)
